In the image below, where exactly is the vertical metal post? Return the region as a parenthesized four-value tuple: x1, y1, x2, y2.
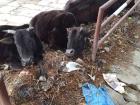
(92, 0, 118, 62)
(98, 0, 140, 47)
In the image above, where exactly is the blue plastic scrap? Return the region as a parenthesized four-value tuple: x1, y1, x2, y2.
(82, 83, 115, 105)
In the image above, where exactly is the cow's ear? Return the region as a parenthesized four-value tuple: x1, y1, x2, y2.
(63, 12, 78, 27)
(52, 13, 66, 28)
(53, 12, 78, 28)
(0, 37, 14, 44)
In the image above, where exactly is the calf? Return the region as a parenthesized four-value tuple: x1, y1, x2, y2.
(64, 0, 134, 24)
(13, 28, 43, 66)
(30, 10, 77, 50)
(0, 25, 43, 67)
(66, 26, 89, 57)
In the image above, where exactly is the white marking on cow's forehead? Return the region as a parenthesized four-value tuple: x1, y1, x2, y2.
(3, 30, 16, 34)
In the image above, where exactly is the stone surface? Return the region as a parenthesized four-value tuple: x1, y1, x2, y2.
(108, 28, 140, 104)
(116, 64, 140, 85)
(129, 50, 140, 68)
(124, 87, 140, 103)
(0, 0, 68, 25)
(126, 102, 139, 105)
(106, 86, 127, 105)
(0, 0, 14, 6)
(0, 6, 18, 14)
(11, 7, 41, 17)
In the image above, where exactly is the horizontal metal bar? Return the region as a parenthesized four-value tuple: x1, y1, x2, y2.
(98, 0, 140, 47)
(101, 0, 133, 29)
(92, 0, 118, 62)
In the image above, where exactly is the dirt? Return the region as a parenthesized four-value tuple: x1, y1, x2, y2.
(0, 11, 140, 105)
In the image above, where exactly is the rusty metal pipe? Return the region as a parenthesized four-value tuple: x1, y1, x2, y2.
(98, 0, 140, 47)
(101, 15, 115, 29)
(101, 0, 133, 28)
(0, 76, 11, 105)
(92, 0, 118, 62)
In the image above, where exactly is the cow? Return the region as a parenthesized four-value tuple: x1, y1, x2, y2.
(30, 10, 91, 56)
(66, 26, 90, 57)
(64, 0, 134, 24)
(30, 10, 78, 50)
(0, 25, 43, 67)
(13, 28, 43, 66)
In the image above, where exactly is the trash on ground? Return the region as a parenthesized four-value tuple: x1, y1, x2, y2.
(104, 47, 110, 52)
(61, 61, 82, 72)
(103, 73, 126, 93)
(39, 76, 47, 82)
(82, 83, 115, 105)
(0, 64, 9, 70)
(76, 58, 85, 65)
(40, 77, 54, 92)
(88, 74, 95, 81)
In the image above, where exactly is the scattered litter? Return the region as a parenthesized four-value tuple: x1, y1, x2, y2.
(128, 17, 132, 20)
(76, 58, 85, 65)
(104, 47, 110, 52)
(88, 74, 95, 81)
(39, 76, 47, 82)
(0, 64, 9, 70)
(66, 61, 82, 72)
(103, 73, 126, 93)
(61, 61, 82, 72)
(82, 83, 115, 105)
(40, 77, 54, 92)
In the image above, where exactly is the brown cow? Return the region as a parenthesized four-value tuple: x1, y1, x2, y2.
(30, 10, 77, 50)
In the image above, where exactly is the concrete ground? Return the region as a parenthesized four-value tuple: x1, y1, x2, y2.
(0, 0, 68, 25)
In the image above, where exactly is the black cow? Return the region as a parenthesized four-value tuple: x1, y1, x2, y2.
(0, 25, 43, 67)
(30, 10, 77, 50)
(13, 28, 43, 66)
(0, 32, 20, 67)
(66, 26, 89, 57)
(0, 24, 29, 66)
(64, 0, 134, 24)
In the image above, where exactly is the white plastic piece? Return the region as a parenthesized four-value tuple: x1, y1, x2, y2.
(103, 73, 126, 93)
(65, 61, 82, 72)
(88, 74, 95, 81)
(39, 76, 47, 82)
(113, 3, 128, 16)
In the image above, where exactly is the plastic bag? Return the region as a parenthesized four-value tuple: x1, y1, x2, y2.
(82, 83, 115, 105)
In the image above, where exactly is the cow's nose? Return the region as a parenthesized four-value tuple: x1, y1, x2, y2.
(65, 49, 75, 57)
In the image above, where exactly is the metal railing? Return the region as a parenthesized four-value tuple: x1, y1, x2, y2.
(92, 0, 140, 62)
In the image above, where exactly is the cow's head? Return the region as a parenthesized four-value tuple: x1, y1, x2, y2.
(66, 26, 89, 57)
